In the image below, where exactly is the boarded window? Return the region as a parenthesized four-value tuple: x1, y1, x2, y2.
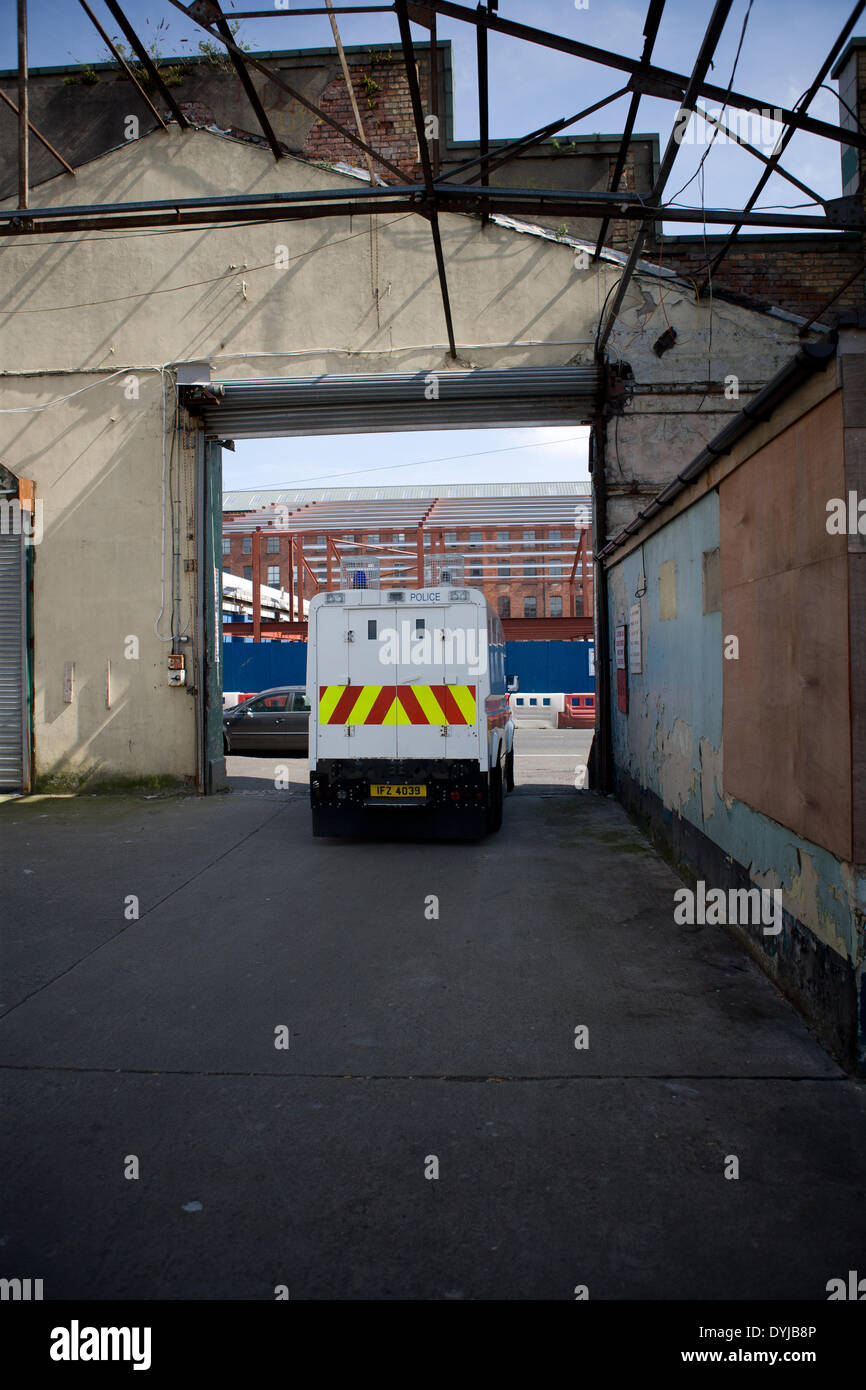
(702, 547, 721, 614)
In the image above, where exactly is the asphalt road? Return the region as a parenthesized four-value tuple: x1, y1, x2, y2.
(1, 729, 865, 1300)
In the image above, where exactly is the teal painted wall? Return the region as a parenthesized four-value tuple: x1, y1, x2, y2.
(606, 491, 865, 971)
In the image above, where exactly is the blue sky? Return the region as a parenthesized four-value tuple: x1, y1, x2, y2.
(3, 1, 861, 489)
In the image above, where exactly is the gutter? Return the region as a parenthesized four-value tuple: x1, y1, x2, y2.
(594, 339, 838, 564)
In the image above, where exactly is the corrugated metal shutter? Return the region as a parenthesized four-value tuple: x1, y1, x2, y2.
(0, 528, 24, 791)
(187, 367, 602, 439)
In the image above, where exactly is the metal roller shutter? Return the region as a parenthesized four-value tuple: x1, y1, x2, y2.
(183, 367, 602, 439)
(0, 528, 25, 791)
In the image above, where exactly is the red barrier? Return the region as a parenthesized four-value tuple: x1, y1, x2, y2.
(558, 692, 596, 729)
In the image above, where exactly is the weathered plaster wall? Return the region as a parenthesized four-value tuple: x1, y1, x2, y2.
(607, 488, 865, 970)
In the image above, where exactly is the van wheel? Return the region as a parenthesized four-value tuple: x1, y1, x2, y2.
(486, 760, 503, 833)
(505, 747, 515, 793)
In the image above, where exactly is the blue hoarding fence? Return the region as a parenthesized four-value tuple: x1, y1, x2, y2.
(222, 638, 594, 699)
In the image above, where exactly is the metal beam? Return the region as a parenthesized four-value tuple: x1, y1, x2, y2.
(692, 104, 822, 206)
(698, 0, 866, 289)
(325, 0, 377, 185)
(593, 0, 665, 259)
(17, 0, 28, 209)
(232, 6, 392, 13)
(429, 13, 440, 177)
(477, 8, 489, 226)
(101, 0, 191, 128)
(77, 0, 168, 133)
(0, 86, 75, 175)
(421, 0, 866, 152)
(1, 181, 859, 238)
(437, 89, 631, 185)
(208, 0, 284, 161)
(396, 0, 457, 358)
(596, 0, 735, 355)
(167, 0, 413, 183)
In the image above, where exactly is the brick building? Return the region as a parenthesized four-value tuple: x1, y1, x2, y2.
(222, 482, 593, 622)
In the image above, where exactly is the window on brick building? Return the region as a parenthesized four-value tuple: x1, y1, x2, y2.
(267, 536, 280, 553)
(444, 531, 457, 544)
(243, 566, 252, 581)
(497, 530, 509, 542)
(470, 565, 482, 579)
(222, 537, 231, 555)
(523, 529, 535, 542)
(524, 596, 536, 618)
(469, 531, 482, 544)
(498, 596, 510, 619)
(498, 561, 510, 577)
(525, 562, 537, 577)
(243, 537, 252, 554)
(267, 566, 280, 587)
(549, 595, 563, 617)
(549, 564, 562, 577)
(549, 529, 561, 542)
(367, 534, 379, 544)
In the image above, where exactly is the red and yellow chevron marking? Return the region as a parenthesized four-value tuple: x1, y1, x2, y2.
(319, 684, 477, 726)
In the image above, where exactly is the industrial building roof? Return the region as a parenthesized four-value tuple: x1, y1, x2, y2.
(223, 481, 592, 510)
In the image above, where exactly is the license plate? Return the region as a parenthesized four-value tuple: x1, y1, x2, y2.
(369, 783, 427, 798)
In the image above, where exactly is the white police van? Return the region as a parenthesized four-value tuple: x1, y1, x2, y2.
(307, 578, 514, 838)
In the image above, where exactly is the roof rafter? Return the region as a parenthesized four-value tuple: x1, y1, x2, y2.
(101, 0, 191, 128)
(421, 0, 866, 153)
(166, 0, 414, 182)
(395, 0, 457, 359)
(593, 0, 665, 260)
(596, 0, 736, 354)
(697, 0, 866, 290)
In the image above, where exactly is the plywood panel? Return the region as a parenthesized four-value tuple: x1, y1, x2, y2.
(721, 393, 844, 590)
(721, 392, 851, 861)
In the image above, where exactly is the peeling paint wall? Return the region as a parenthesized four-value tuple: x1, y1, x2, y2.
(606, 486, 865, 974)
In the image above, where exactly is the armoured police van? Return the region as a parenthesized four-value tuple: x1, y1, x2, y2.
(307, 576, 514, 838)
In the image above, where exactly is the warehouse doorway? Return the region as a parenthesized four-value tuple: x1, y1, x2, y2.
(182, 365, 603, 794)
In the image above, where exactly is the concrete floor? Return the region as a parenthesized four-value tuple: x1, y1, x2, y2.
(1, 729, 865, 1300)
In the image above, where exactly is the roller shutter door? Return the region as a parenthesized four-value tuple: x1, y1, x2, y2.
(0, 528, 25, 791)
(183, 366, 602, 439)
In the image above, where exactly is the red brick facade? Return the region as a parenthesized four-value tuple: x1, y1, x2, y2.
(301, 53, 429, 180)
(223, 516, 591, 619)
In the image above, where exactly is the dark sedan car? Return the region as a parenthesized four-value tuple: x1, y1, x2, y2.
(223, 686, 311, 755)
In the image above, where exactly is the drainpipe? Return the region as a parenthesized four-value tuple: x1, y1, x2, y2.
(590, 418, 613, 793)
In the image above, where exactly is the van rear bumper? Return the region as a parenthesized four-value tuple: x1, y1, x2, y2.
(310, 758, 487, 838)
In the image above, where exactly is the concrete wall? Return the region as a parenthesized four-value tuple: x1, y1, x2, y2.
(0, 126, 813, 788)
(604, 349, 866, 1072)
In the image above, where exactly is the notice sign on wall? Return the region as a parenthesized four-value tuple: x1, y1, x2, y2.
(629, 603, 642, 674)
(615, 624, 628, 714)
